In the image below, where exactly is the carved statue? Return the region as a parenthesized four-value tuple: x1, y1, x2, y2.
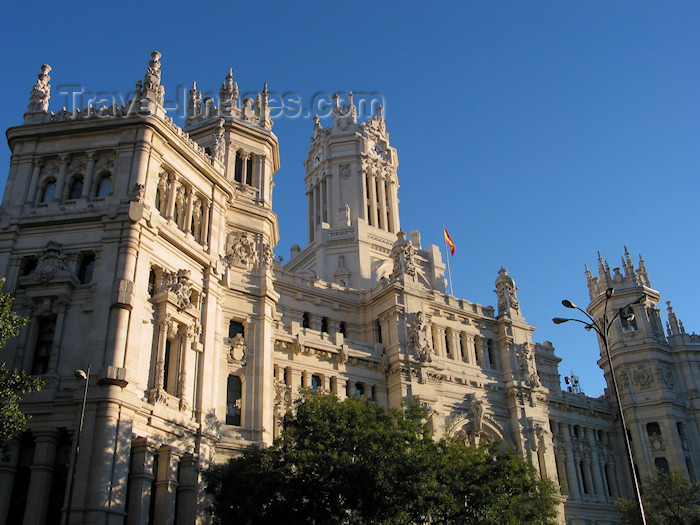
(143, 51, 162, 91)
(391, 231, 416, 280)
(28, 64, 52, 113)
(494, 267, 519, 316)
(408, 311, 432, 363)
(161, 269, 192, 310)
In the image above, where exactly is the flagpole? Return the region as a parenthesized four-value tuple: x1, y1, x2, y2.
(443, 226, 454, 296)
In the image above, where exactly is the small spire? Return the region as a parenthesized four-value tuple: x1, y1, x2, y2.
(666, 301, 681, 335)
(637, 254, 650, 287)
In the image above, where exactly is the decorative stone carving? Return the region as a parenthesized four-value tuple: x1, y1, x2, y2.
(211, 118, 226, 164)
(630, 365, 653, 389)
(131, 183, 145, 203)
(227, 333, 247, 364)
(339, 164, 351, 179)
(27, 64, 52, 113)
(161, 269, 193, 310)
(35, 241, 69, 283)
(494, 267, 519, 316)
(408, 311, 432, 363)
(221, 232, 256, 269)
(391, 231, 416, 280)
(274, 379, 292, 408)
(655, 364, 675, 391)
(144, 51, 162, 90)
(261, 243, 274, 270)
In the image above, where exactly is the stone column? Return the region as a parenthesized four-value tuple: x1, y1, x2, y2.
(585, 428, 605, 498)
(22, 429, 59, 525)
(53, 154, 69, 203)
(153, 447, 180, 525)
(175, 455, 197, 525)
(183, 187, 194, 234)
(0, 440, 20, 524)
(126, 438, 155, 525)
(367, 173, 378, 227)
(47, 296, 69, 376)
(201, 201, 211, 249)
(336, 378, 347, 401)
(25, 158, 44, 204)
(165, 173, 178, 220)
(240, 153, 248, 186)
(325, 174, 332, 225)
(81, 151, 97, 199)
(179, 326, 197, 414)
(153, 315, 172, 391)
(562, 425, 579, 498)
(377, 174, 387, 230)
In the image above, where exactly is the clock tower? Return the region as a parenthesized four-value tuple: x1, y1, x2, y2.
(285, 94, 400, 289)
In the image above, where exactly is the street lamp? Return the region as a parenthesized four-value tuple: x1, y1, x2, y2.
(64, 365, 90, 525)
(553, 288, 647, 524)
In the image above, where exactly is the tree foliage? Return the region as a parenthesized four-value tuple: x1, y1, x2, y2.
(0, 278, 28, 349)
(204, 392, 557, 525)
(0, 278, 42, 451)
(616, 471, 700, 525)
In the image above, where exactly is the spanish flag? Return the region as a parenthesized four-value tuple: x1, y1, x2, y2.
(443, 227, 455, 256)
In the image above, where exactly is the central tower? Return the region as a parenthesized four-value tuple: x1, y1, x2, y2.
(285, 95, 400, 289)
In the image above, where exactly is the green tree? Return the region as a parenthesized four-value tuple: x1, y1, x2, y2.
(0, 278, 42, 451)
(617, 470, 700, 525)
(204, 392, 557, 525)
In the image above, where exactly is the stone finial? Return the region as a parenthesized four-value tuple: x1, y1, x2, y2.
(637, 254, 650, 287)
(27, 64, 52, 113)
(666, 301, 681, 335)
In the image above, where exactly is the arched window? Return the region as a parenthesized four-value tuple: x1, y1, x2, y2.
(234, 154, 243, 183)
(245, 156, 253, 185)
(95, 172, 111, 197)
(67, 176, 84, 200)
(40, 179, 56, 203)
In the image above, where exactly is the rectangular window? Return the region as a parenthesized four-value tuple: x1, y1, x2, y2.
(31, 318, 55, 375)
(311, 374, 322, 390)
(226, 375, 242, 426)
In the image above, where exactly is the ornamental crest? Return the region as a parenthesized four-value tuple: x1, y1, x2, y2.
(630, 365, 653, 389)
(36, 241, 69, 283)
(221, 232, 256, 269)
(227, 333, 247, 364)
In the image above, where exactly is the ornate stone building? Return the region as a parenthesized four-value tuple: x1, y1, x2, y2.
(0, 53, 697, 525)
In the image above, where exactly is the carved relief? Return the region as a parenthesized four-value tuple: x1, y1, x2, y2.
(655, 364, 675, 391)
(630, 365, 653, 389)
(131, 183, 145, 203)
(261, 243, 274, 270)
(339, 164, 351, 179)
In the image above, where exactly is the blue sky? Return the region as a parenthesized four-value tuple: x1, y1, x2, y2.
(2, 1, 699, 396)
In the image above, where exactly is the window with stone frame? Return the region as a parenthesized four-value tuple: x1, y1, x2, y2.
(311, 374, 322, 390)
(226, 375, 242, 425)
(228, 320, 245, 339)
(95, 172, 112, 197)
(31, 317, 56, 375)
(39, 178, 56, 203)
(67, 175, 84, 200)
(77, 252, 95, 284)
(302, 312, 311, 329)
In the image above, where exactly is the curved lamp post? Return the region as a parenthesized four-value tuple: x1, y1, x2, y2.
(64, 365, 90, 525)
(553, 288, 647, 524)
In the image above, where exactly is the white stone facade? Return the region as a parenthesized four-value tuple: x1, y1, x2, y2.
(0, 53, 697, 525)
